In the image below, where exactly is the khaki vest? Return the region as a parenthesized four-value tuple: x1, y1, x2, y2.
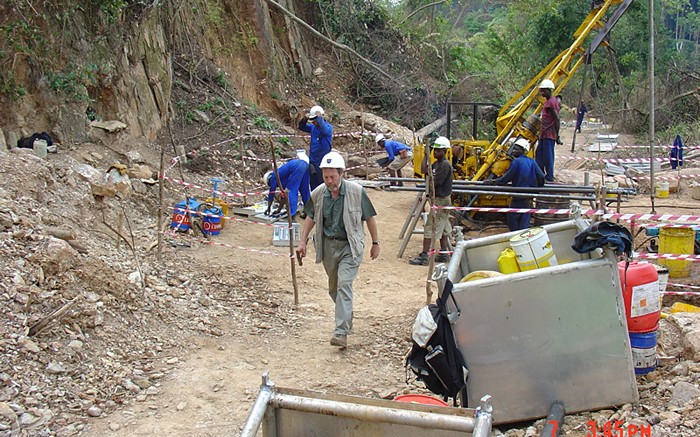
(310, 180, 365, 263)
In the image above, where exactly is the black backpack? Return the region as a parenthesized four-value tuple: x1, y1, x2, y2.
(405, 279, 466, 400)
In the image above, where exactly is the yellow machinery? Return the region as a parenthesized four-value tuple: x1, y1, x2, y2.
(414, 0, 634, 207)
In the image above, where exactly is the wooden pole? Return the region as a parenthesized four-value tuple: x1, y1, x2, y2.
(425, 149, 436, 305)
(157, 141, 166, 262)
(269, 139, 300, 304)
(361, 108, 369, 180)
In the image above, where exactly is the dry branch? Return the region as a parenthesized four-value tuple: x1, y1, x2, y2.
(28, 295, 81, 337)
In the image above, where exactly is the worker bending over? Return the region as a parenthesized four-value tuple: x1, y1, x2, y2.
(297, 151, 380, 349)
(375, 133, 413, 186)
(263, 150, 311, 218)
(492, 139, 545, 231)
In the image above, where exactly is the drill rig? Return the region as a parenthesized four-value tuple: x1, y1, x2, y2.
(414, 0, 634, 207)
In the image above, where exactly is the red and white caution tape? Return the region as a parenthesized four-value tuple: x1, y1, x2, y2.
(559, 156, 674, 164)
(164, 231, 292, 257)
(634, 173, 700, 181)
(635, 253, 700, 262)
(161, 175, 268, 198)
(168, 206, 282, 227)
(611, 144, 700, 150)
(642, 223, 700, 229)
(666, 282, 700, 291)
(436, 205, 700, 222)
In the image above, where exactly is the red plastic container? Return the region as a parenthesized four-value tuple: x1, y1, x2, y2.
(394, 394, 448, 407)
(618, 261, 660, 333)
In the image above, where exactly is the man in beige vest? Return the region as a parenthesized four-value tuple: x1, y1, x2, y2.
(297, 151, 380, 349)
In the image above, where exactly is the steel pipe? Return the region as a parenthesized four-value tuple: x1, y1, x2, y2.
(389, 186, 595, 202)
(270, 393, 486, 433)
(540, 402, 565, 437)
(240, 373, 275, 437)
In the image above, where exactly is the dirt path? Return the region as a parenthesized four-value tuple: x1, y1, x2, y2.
(86, 187, 436, 435)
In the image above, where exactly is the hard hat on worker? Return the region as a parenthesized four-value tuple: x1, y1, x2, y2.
(319, 151, 345, 169)
(539, 79, 555, 90)
(307, 105, 325, 120)
(514, 138, 530, 152)
(375, 133, 385, 144)
(432, 136, 451, 149)
(263, 170, 274, 186)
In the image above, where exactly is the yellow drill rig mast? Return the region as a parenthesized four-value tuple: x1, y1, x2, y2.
(415, 0, 634, 206)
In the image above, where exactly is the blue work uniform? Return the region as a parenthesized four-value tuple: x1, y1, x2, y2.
(383, 140, 411, 161)
(298, 118, 333, 190)
(267, 159, 311, 216)
(494, 155, 545, 231)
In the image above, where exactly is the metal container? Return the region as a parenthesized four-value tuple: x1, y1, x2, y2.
(441, 219, 638, 424)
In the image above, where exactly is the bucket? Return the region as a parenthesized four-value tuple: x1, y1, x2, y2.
(205, 197, 228, 229)
(509, 227, 558, 271)
(655, 181, 669, 198)
(498, 248, 521, 274)
(629, 329, 658, 375)
(201, 207, 223, 236)
(618, 261, 660, 333)
(659, 227, 694, 278)
(394, 394, 449, 407)
(605, 180, 619, 198)
(171, 198, 202, 231)
(654, 265, 669, 308)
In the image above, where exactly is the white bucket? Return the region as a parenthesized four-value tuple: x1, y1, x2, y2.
(509, 227, 558, 271)
(605, 180, 619, 198)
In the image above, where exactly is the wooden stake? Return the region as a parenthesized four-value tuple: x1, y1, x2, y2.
(269, 139, 300, 305)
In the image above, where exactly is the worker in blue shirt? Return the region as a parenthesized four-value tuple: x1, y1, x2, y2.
(298, 105, 333, 190)
(375, 133, 413, 186)
(263, 150, 311, 218)
(492, 138, 545, 231)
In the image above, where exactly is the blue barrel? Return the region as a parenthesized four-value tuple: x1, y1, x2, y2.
(171, 199, 201, 231)
(629, 328, 658, 375)
(201, 207, 223, 236)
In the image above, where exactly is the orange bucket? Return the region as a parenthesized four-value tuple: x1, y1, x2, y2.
(394, 394, 448, 407)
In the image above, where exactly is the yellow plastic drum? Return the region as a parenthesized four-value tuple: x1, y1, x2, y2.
(655, 182, 669, 198)
(659, 227, 694, 278)
(509, 227, 559, 271)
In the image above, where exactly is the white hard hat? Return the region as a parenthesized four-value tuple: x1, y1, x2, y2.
(319, 151, 345, 169)
(539, 79, 555, 90)
(307, 105, 325, 119)
(513, 138, 530, 152)
(375, 133, 385, 144)
(296, 149, 309, 164)
(432, 136, 451, 149)
(263, 170, 274, 186)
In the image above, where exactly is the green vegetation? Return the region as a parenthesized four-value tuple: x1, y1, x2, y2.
(253, 115, 275, 131)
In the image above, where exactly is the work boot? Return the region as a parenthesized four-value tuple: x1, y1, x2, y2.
(396, 181, 404, 187)
(435, 253, 450, 263)
(408, 252, 429, 266)
(330, 334, 347, 348)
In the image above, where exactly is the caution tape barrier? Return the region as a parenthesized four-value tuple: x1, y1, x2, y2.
(635, 253, 700, 262)
(164, 231, 292, 258)
(435, 205, 700, 222)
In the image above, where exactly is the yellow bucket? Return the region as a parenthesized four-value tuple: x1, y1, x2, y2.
(205, 197, 229, 229)
(655, 181, 669, 198)
(659, 227, 694, 277)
